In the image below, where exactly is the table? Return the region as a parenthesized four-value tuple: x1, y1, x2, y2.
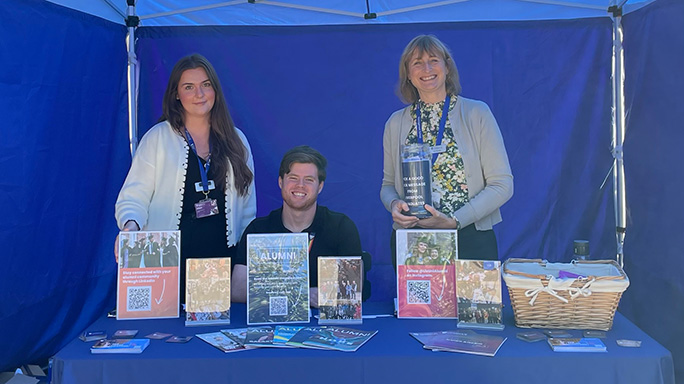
(51, 302, 674, 384)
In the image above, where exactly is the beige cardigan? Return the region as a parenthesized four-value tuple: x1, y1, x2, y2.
(380, 96, 513, 230)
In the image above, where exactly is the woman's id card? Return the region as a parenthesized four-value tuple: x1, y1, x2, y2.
(195, 198, 219, 218)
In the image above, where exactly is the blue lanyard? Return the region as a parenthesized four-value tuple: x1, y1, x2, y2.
(415, 94, 450, 164)
(184, 128, 212, 193)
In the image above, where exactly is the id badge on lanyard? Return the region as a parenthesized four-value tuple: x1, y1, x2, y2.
(186, 128, 219, 219)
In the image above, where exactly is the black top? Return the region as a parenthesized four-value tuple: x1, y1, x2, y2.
(235, 205, 362, 286)
(179, 149, 235, 301)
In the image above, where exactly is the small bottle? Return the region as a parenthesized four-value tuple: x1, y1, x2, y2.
(573, 240, 590, 261)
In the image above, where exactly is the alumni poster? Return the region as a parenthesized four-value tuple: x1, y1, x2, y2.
(246, 233, 310, 325)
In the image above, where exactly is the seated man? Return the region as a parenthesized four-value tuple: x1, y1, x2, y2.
(232, 145, 362, 306)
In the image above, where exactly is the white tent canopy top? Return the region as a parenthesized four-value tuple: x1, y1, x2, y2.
(47, 0, 653, 26)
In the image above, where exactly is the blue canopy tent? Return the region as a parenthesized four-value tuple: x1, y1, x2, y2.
(1, 0, 681, 381)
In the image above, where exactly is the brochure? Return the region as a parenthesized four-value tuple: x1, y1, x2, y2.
(244, 326, 277, 347)
(185, 257, 232, 326)
(246, 233, 310, 325)
(547, 338, 607, 352)
(456, 260, 504, 330)
(196, 331, 247, 353)
(220, 328, 249, 345)
(421, 332, 507, 357)
(396, 230, 458, 319)
(318, 256, 363, 324)
(117, 230, 180, 320)
(273, 325, 304, 346)
(285, 327, 327, 349)
(409, 329, 475, 346)
(90, 339, 150, 354)
(301, 326, 378, 352)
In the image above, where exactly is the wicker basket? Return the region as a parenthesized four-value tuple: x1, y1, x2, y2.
(502, 258, 629, 331)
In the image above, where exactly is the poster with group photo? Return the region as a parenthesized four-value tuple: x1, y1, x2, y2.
(396, 229, 458, 319)
(318, 256, 363, 325)
(456, 260, 504, 330)
(185, 257, 231, 326)
(117, 230, 180, 320)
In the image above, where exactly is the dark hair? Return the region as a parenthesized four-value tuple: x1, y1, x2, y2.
(397, 35, 462, 104)
(159, 53, 253, 195)
(278, 145, 327, 182)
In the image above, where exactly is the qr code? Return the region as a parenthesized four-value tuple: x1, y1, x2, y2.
(407, 280, 431, 304)
(127, 286, 152, 311)
(269, 296, 288, 316)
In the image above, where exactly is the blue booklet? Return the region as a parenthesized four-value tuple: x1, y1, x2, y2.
(196, 331, 246, 353)
(547, 338, 607, 352)
(273, 325, 304, 346)
(90, 339, 150, 354)
(246, 233, 310, 325)
(418, 331, 506, 357)
(285, 327, 326, 349)
(301, 326, 378, 352)
(220, 328, 249, 345)
(244, 326, 277, 347)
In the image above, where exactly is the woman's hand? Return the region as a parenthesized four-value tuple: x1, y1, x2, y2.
(391, 199, 420, 228)
(114, 220, 140, 263)
(417, 204, 459, 229)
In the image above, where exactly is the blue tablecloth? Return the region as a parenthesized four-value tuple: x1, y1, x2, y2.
(51, 302, 674, 384)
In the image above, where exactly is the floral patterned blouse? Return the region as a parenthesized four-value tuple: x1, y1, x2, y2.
(405, 95, 469, 216)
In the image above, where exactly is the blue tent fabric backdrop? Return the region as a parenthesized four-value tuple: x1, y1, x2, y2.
(621, 0, 684, 381)
(0, 0, 130, 371)
(134, 18, 615, 294)
(0, 0, 682, 381)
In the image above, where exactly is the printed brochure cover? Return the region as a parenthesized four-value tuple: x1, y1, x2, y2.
(196, 331, 247, 353)
(318, 256, 363, 324)
(455, 260, 504, 330)
(244, 326, 277, 347)
(301, 326, 378, 352)
(185, 257, 231, 326)
(396, 230, 457, 318)
(409, 329, 475, 346)
(117, 230, 180, 320)
(90, 339, 150, 354)
(422, 332, 507, 357)
(247, 233, 310, 325)
(273, 325, 304, 346)
(547, 338, 607, 352)
(285, 327, 327, 349)
(220, 328, 249, 345)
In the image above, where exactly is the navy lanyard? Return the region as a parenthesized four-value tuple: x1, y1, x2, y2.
(415, 94, 450, 164)
(184, 128, 212, 194)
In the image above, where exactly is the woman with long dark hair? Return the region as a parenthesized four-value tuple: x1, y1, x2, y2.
(116, 54, 256, 300)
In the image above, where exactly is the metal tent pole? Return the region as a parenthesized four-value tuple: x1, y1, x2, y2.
(609, 2, 627, 268)
(126, 0, 140, 157)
